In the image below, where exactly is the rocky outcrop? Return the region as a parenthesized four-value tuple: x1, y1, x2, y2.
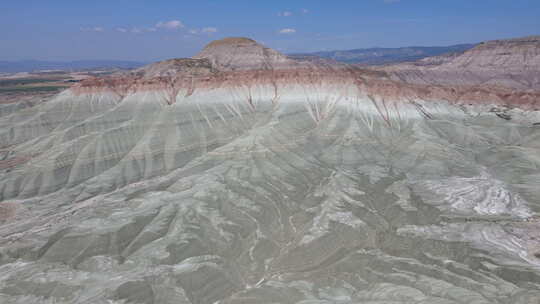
(193, 37, 299, 71)
(381, 36, 540, 90)
(71, 36, 540, 111)
(438, 36, 540, 70)
(132, 58, 216, 78)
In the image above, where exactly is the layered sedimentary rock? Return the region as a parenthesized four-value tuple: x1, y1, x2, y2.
(382, 36, 540, 90)
(193, 37, 299, 70)
(1, 37, 540, 303)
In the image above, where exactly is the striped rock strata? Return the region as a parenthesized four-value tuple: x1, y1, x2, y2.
(381, 36, 540, 90)
(0, 37, 540, 304)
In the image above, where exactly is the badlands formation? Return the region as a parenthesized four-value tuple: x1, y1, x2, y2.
(1, 37, 540, 303)
(382, 36, 540, 90)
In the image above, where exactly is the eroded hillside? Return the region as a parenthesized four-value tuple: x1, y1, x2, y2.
(1, 37, 540, 304)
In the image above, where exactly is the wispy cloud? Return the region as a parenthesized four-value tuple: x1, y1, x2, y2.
(156, 20, 184, 30)
(124, 26, 157, 34)
(278, 11, 293, 17)
(279, 28, 296, 34)
(188, 27, 218, 35)
(201, 27, 218, 33)
(80, 26, 104, 32)
(112, 19, 190, 35)
(278, 9, 309, 17)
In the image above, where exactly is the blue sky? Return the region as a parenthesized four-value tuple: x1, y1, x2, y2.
(1, 0, 539, 61)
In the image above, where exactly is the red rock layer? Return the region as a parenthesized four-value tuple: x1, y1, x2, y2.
(73, 66, 540, 111)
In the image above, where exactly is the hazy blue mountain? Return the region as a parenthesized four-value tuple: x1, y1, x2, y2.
(0, 60, 146, 73)
(289, 44, 476, 65)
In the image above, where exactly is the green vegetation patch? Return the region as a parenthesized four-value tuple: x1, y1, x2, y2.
(0, 86, 68, 93)
(0, 78, 65, 86)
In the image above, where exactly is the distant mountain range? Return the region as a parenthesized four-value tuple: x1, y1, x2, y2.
(289, 44, 476, 65)
(0, 60, 146, 73)
(0, 44, 477, 73)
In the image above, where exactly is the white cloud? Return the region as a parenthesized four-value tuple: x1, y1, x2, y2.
(156, 20, 184, 30)
(201, 27, 218, 33)
(301, 8, 309, 14)
(278, 11, 293, 17)
(81, 26, 104, 32)
(279, 28, 296, 34)
(189, 27, 218, 35)
(115, 27, 156, 34)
